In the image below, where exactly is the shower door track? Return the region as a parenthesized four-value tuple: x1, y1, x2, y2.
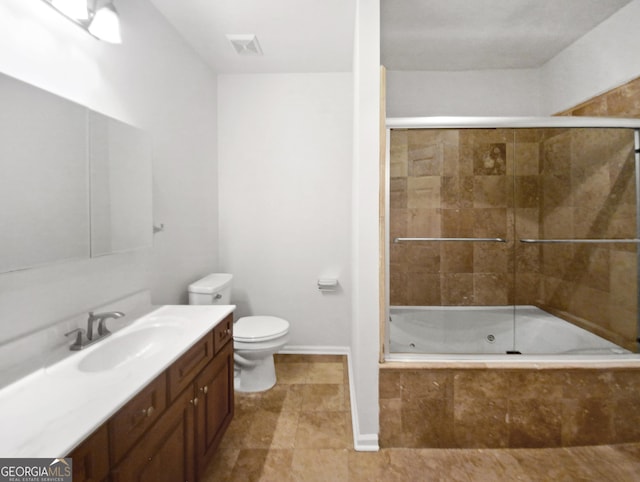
(386, 116, 640, 129)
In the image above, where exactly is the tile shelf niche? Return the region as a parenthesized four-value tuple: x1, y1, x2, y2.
(0, 72, 152, 274)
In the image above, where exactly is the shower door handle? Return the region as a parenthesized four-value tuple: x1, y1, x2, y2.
(393, 237, 507, 243)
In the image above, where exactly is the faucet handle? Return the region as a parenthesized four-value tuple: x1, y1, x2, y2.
(65, 328, 86, 349)
(97, 318, 112, 337)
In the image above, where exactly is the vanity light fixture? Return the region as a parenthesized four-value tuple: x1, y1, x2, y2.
(42, 0, 122, 44)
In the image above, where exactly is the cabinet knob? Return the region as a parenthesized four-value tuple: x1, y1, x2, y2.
(199, 385, 208, 395)
(190, 397, 199, 406)
(140, 405, 154, 417)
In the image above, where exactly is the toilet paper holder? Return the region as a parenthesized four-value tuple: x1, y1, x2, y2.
(317, 278, 338, 291)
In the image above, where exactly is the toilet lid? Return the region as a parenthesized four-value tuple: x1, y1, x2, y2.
(234, 316, 290, 342)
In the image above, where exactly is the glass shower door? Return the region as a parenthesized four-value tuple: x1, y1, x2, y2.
(388, 128, 517, 354)
(513, 127, 639, 354)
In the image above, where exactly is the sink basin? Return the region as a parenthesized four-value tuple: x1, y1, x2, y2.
(78, 324, 183, 373)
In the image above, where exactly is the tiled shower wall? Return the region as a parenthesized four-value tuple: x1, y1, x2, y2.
(389, 124, 638, 350)
(389, 129, 519, 307)
(537, 128, 637, 350)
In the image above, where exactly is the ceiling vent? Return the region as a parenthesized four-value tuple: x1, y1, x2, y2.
(226, 34, 263, 56)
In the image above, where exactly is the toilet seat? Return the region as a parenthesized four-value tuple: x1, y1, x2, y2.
(234, 316, 289, 342)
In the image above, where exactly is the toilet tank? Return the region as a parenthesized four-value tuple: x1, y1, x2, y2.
(188, 273, 233, 305)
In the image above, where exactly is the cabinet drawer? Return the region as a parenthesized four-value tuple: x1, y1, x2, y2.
(109, 374, 167, 465)
(213, 314, 233, 354)
(167, 332, 214, 402)
(69, 423, 109, 482)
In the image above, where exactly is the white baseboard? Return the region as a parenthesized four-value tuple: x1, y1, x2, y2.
(279, 345, 350, 355)
(277, 345, 380, 452)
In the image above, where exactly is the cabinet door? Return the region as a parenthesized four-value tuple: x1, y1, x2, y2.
(109, 373, 167, 464)
(68, 424, 109, 482)
(111, 388, 195, 482)
(194, 340, 234, 477)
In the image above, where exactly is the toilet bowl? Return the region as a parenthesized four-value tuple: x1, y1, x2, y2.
(233, 315, 289, 392)
(188, 273, 290, 393)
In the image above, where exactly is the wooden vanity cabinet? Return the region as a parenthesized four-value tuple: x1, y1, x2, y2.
(68, 314, 234, 482)
(69, 424, 110, 482)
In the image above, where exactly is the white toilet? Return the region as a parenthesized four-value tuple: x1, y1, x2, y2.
(188, 273, 290, 393)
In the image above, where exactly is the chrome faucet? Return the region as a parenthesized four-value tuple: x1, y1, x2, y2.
(65, 311, 125, 350)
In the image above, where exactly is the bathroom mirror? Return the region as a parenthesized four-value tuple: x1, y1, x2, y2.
(89, 112, 152, 257)
(0, 73, 152, 273)
(0, 74, 90, 273)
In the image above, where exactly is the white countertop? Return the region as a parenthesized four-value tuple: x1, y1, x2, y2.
(0, 304, 235, 458)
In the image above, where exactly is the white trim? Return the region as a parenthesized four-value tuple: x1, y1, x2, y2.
(386, 116, 640, 129)
(279, 345, 350, 355)
(277, 345, 380, 452)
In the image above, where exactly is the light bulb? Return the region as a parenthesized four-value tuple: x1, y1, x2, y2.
(88, 3, 122, 44)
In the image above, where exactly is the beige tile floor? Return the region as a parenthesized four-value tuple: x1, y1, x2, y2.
(201, 355, 640, 481)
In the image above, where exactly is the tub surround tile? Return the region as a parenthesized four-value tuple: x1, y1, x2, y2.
(380, 367, 640, 449)
(453, 398, 509, 448)
(508, 371, 566, 399)
(405, 244, 440, 273)
(406, 273, 441, 305)
(473, 243, 509, 273)
(401, 401, 455, 448)
(389, 269, 408, 306)
(514, 176, 539, 208)
(562, 398, 615, 446)
(407, 176, 440, 208)
(453, 371, 510, 399)
(441, 208, 475, 237)
(440, 243, 473, 273)
(508, 399, 563, 448)
(400, 370, 452, 405)
(441, 273, 474, 305)
(474, 175, 508, 208)
(473, 273, 511, 305)
(407, 208, 441, 238)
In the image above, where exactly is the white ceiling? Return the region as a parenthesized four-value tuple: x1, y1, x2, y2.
(149, 0, 633, 74)
(148, 0, 356, 73)
(382, 0, 633, 71)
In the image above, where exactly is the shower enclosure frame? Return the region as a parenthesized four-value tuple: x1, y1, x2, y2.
(383, 116, 640, 360)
